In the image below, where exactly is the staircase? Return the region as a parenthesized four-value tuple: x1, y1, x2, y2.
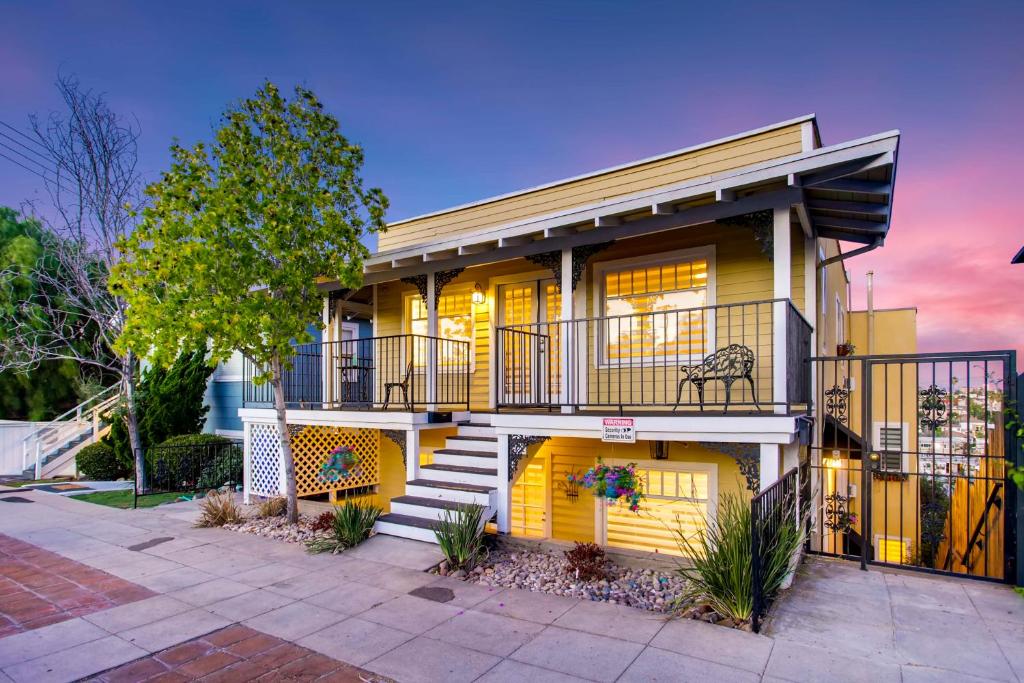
(21, 387, 119, 479)
(374, 422, 499, 543)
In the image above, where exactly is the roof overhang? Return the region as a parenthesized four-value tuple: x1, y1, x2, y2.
(364, 129, 899, 282)
(1013, 245, 1024, 264)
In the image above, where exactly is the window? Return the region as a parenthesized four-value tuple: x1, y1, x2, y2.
(875, 424, 905, 471)
(835, 295, 845, 346)
(596, 248, 714, 364)
(603, 462, 716, 557)
(875, 535, 910, 564)
(406, 292, 473, 369)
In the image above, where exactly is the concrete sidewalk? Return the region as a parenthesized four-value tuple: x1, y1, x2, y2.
(1, 487, 1021, 682)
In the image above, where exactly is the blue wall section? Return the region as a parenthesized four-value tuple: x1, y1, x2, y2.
(206, 380, 243, 433)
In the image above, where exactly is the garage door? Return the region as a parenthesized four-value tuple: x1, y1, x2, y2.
(606, 467, 711, 557)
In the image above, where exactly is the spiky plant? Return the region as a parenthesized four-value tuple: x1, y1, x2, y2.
(306, 500, 381, 554)
(434, 503, 487, 571)
(194, 490, 243, 527)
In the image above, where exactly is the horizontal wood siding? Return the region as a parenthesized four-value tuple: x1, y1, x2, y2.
(380, 124, 805, 252)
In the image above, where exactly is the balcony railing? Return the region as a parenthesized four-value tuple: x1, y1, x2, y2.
(495, 299, 812, 413)
(242, 334, 470, 411)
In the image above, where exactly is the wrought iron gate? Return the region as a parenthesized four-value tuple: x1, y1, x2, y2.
(806, 351, 1018, 581)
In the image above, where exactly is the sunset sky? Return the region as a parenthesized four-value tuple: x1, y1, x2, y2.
(2, 1, 1022, 356)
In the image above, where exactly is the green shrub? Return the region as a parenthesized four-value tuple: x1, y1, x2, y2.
(673, 492, 801, 623)
(306, 501, 382, 554)
(434, 504, 487, 571)
(76, 441, 132, 480)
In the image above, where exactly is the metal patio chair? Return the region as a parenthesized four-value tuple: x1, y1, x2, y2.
(674, 343, 759, 412)
(382, 361, 414, 411)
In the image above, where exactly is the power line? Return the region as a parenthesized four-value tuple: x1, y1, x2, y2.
(0, 149, 69, 194)
(0, 120, 51, 157)
(0, 137, 58, 176)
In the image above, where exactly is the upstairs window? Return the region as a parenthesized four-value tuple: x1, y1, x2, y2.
(596, 247, 714, 364)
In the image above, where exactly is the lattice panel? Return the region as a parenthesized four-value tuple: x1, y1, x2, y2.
(291, 426, 380, 497)
(250, 423, 283, 497)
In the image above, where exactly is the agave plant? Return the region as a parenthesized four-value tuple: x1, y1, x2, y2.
(434, 503, 487, 571)
(306, 500, 382, 554)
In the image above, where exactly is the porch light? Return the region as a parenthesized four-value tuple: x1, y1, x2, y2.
(824, 451, 843, 469)
(472, 283, 486, 305)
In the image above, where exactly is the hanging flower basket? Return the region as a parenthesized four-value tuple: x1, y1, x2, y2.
(318, 445, 360, 483)
(568, 460, 644, 512)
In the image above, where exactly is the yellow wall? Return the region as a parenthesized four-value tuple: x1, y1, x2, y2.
(380, 123, 806, 252)
(511, 438, 750, 547)
(376, 221, 806, 410)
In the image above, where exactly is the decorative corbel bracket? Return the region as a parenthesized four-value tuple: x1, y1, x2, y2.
(508, 435, 551, 481)
(720, 210, 774, 261)
(524, 241, 614, 293)
(381, 429, 407, 466)
(698, 441, 760, 492)
(400, 268, 466, 307)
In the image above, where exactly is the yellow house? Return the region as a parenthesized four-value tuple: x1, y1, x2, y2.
(239, 114, 905, 559)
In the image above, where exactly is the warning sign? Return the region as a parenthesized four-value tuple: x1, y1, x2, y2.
(601, 418, 636, 443)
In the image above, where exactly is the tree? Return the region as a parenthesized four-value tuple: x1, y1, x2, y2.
(0, 76, 146, 479)
(112, 82, 388, 522)
(105, 348, 215, 467)
(0, 207, 90, 419)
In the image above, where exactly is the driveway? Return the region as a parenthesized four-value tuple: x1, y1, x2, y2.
(2, 485, 1022, 682)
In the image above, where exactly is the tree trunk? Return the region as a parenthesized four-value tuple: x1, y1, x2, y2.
(271, 353, 299, 524)
(123, 354, 145, 494)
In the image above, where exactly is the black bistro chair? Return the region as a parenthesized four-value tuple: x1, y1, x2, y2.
(383, 361, 414, 411)
(674, 343, 759, 412)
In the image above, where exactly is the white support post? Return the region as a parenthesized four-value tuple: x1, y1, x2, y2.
(243, 421, 252, 504)
(560, 248, 573, 414)
(277, 423, 287, 497)
(772, 203, 792, 414)
(805, 236, 817, 409)
(405, 428, 421, 483)
(496, 434, 511, 532)
(783, 440, 800, 473)
(760, 443, 781, 491)
(426, 273, 438, 411)
(34, 442, 41, 480)
(322, 296, 332, 409)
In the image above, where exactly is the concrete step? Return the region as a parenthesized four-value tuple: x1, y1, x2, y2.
(455, 425, 497, 438)
(374, 513, 440, 544)
(405, 479, 494, 506)
(444, 436, 499, 453)
(420, 463, 498, 487)
(432, 449, 497, 469)
(390, 495, 468, 521)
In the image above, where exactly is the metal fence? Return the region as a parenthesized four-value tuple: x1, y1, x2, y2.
(495, 298, 812, 413)
(134, 439, 243, 506)
(751, 466, 799, 633)
(242, 334, 471, 411)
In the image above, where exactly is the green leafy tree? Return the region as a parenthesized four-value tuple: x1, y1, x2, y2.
(0, 207, 97, 419)
(111, 82, 388, 522)
(105, 348, 215, 466)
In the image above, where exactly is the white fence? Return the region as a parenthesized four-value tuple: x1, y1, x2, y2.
(0, 421, 44, 476)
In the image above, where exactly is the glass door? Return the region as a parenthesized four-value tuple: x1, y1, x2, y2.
(498, 279, 560, 404)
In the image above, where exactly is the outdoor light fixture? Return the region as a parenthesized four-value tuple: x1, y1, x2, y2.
(824, 450, 843, 469)
(472, 283, 485, 305)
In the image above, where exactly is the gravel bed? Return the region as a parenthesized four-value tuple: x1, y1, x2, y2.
(223, 512, 329, 544)
(452, 545, 689, 614)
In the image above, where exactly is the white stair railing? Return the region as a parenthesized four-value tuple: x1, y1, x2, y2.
(21, 385, 120, 479)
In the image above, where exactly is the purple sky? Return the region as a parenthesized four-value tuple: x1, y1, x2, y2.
(2, 1, 1022, 356)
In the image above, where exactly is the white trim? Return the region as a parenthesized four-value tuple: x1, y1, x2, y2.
(238, 407, 469, 431)
(388, 115, 818, 227)
(212, 374, 243, 383)
(214, 429, 244, 439)
(591, 245, 717, 368)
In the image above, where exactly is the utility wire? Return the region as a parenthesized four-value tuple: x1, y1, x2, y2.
(0, 137, 58, 176)
(0, 149, 69, 194)
(0, 120, 51, 157)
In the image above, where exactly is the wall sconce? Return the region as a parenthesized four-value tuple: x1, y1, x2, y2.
(649, 440, 669, 460)
(823, 449, 843, 469)
(471, 283, 485, 305)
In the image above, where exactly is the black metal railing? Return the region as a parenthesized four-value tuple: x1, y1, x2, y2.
(134, 439, 243, 506)
(495, 298, 812, 413)
(242, 334, 470, 411)
(751, 466, 799, 633)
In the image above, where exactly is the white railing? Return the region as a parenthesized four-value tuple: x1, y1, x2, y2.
(21, 385, 120, 479)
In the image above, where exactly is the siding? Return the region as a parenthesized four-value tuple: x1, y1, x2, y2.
(205, 380, 243, 433)
(380, 123, 806, 252)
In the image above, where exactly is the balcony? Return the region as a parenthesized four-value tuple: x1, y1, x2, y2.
(495, 299, 812, 414)
(242, 334, 471, 411)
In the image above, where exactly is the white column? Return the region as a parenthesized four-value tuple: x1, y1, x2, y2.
(805, 236, 817, 409)
(243, 421, 252, 504)
(405, 428, 420, 482)
(560, 248, 574, 413)
(496, 434, 511, 532)
(772, 204, 792, 414)
(322, 296, 332, 408)
(760, 443, 781, 491)
(783, 439, 800, 473)
(426, 274, 438, 411)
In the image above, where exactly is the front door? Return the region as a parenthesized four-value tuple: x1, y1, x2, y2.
(497, 279, 561, 405)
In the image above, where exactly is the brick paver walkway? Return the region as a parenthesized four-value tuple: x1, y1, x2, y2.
(0, 533, 154, 638)
(87, 624, 388, 682)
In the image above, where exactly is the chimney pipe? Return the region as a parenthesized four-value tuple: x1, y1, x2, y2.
(866, 271, 875, 355)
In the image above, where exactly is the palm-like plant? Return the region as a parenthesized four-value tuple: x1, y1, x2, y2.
(434, 504, 487, 571)
(306, 500, 381, 554)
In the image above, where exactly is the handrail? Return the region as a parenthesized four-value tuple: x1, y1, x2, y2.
(20, 384, 118, 446)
